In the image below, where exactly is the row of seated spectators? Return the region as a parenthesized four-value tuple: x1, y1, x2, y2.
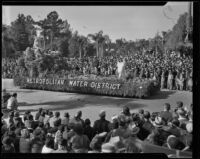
(2, 101, 192, 156)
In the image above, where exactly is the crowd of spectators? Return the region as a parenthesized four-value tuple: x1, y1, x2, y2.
(2, 50, 193, 91)
(2, 58, 18, 79)
(2, 100, 192, 156)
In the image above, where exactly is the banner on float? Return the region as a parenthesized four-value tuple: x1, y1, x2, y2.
(26, 77, 121, 90)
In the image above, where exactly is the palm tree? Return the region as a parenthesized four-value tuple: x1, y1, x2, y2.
(77, 35, 88, 58)
(88, 31, 110, 58)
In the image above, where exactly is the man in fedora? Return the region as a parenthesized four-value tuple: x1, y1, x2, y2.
(93, 110, 110, 135)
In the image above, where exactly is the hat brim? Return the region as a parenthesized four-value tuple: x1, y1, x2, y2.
(131, 127, 140, 135)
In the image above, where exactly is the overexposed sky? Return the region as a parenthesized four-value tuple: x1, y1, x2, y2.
(2, 2, 189, 42)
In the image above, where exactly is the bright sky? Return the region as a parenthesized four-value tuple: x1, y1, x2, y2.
(2, 2, 189, 42)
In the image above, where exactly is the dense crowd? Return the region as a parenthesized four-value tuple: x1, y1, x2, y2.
(2, 58, 18, 79)
(2, 91, 192, 155)
(2, 50, 193, 91)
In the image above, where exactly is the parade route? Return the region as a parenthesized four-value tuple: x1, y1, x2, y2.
(5, 87, 192, 125)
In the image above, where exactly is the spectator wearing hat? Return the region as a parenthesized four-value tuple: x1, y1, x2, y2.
(13, 111, 24, 128)
(35, 108, 43, 121)
(69, 111, 85, 128)
(177, 108, 189, 130)
(84, 118, 95, 141)
(166, 135, 185, 150)
(2, 136, 15, 153)
(165, 119, 181, 137)
(41, 136, 55, 153)
(121, 106, 132, 123)
(139, 111, 154, 140)
(69, 124, 90, 153)
(19, 128, 32, 153)
(93, 110, 110, 134)
(61, 112, 70, 126)
(7, 93, 18, 111)
(152, 116, 171, 146)
(175, 101, 184, 111)
(23, 110, 31, 122)
(160, 103, 173, 123)
(110, 115, 131, 139)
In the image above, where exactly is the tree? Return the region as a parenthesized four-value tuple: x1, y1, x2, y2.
(10, 14, 35, 53)
(77, 35, 88, 58)
(88, 31, 111, 58)
(2, 25, 16, 58)
(68, 31, 80, 57)
(46, 11, 63, 50)
(165, 13, 188, 50)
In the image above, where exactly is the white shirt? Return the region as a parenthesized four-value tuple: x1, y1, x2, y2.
(41, 145, 54, 153)
(7, 96, 18, 110)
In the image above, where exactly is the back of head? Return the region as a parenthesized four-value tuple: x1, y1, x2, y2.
(99, 110, 106, 119)
(55, 112, 60, 118)
(167, 135, 185, 150)
(123, 106, 130, 115)
(138, 109, 144, 114)
(164, 103, 170, 111)
(85, 118, 91, 126)
(176, 101, 183, 108)
(38, 108, 43, 113)
(74, 124, 84, 135)
(12, 93, 17, 98)
(45, 136, 54, 149)
(143, 111, 151, 119)
(171, 119, 180, 127)
(64, 112, 69, 118)
(75, 111, 82, 118)
(118, 115, 126, 127)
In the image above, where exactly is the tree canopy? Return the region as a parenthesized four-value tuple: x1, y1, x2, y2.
(2, 11, 192, 58)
